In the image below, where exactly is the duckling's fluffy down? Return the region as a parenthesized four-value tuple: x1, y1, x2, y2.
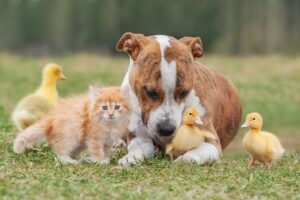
(12, 95, 54, 130)
(243, 131, 285, 163)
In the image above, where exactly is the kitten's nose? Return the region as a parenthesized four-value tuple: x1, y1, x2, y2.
(108, 110, 113, 115)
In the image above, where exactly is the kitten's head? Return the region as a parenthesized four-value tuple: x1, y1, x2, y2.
(89, 86, 131, 123)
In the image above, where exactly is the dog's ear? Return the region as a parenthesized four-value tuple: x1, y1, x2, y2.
(116, 32, 148, 60)
(179, 37, 203, 58)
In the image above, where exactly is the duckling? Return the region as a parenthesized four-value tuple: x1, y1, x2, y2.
(166, 107, 216, 161)
(241, 112, 285, 169)
(12, 63, 66, 131)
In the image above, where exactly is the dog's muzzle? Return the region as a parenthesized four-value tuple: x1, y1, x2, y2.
(156, 120, 176, 136)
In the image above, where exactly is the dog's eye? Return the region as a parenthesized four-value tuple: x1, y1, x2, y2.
(102, 105, 108, 110)
(144, 87, 159, 100)
(179, 90, 189, 99)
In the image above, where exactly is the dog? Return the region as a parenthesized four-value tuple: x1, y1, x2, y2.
(116, 33, 242, 166)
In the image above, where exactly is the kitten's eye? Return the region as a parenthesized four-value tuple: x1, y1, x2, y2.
(102, 105, 108, 110)
(179, 90, 189, 99)
(144, 87, 159, 100)
(114, 105, 120, 110)
(253, 117, 256, 120)
(189, 113, 192, 116)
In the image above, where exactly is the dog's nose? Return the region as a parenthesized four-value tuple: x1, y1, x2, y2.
(157, 121, 176, 136)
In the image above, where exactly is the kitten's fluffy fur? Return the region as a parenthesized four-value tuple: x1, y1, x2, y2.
(13, 86, 131, 164)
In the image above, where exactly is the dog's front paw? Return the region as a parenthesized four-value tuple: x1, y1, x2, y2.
(176, 153, 199, 163)
(179, 142, 219, 165)
(173, 154, 199, 164)
(174, 155, 184, 163)
(118, 151, 144, 166)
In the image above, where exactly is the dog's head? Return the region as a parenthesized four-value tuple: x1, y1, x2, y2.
(117, 33, 203, 138)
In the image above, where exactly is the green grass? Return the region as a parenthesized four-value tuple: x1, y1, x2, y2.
(0, 147, 299, 199)
(0, 53, 299, 199)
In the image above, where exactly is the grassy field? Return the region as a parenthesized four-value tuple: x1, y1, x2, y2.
(0, 53, 299, 199)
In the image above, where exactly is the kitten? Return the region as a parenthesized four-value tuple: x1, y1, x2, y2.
(13, 86, 131, 164)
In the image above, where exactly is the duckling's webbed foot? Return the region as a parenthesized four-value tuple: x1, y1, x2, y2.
(267, 160, 273, 169)
(248, 157, 256, 169)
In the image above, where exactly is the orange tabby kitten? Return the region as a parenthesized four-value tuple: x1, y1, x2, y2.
(13, 86, 131, 164)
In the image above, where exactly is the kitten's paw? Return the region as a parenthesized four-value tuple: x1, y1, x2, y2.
(118, 151, 144, 166)
(99, 157, 110, 165)
(27, 144, 41, 151)
(84, 156, 98, 163)
(84, 156, 110, 165)
(58, 155, 79, 164)
(112, 138, 127, 149)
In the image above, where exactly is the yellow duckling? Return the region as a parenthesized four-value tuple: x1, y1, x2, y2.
(12, 63, 66, 131)
(241, 112, 285, 168)
(166, 107, 216, 161)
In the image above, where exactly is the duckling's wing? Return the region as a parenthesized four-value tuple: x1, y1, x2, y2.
(17, 95, 54, 114)
(263, 131, 285, 160)
(13, 95, 54, 129)
(201, 130, 217, 140)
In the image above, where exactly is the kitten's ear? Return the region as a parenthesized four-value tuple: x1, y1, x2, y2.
(120, 85, 130, 99)
(89, 85, 101, 102)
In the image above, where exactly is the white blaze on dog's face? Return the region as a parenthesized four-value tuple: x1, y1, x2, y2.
(146, 35, 183, 137)
(117, 33, 204, 138)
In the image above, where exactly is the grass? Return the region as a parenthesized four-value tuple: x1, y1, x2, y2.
(0, 53, 299, 199)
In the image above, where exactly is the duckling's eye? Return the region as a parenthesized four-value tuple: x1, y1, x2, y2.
(114, 105, 120, 110)
(252, 117, 256, 120)
(189, 113, 192, 116)
(54, 69, 60, 75)
(102, 105, 108, 110)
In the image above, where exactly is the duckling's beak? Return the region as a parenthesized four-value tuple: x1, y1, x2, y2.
(241, 121, 250, 128)
(194, 116, 203, 125)
(60, 74, 67, 80)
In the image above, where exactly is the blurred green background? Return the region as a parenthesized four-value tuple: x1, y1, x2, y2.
(0, 0, 300, 55)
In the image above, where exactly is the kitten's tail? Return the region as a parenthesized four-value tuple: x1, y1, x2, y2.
(12, 109, 38, 131)
(13, 123, 46, 154)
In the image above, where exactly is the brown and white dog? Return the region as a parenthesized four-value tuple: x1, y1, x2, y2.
(117, 33, 242, 166)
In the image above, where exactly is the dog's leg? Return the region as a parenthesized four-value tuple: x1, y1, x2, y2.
(118, 136, 154, 166)
(205, 122, 223, 157)
(177, 118, 222, 164)
(177, 142, 219, 164)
